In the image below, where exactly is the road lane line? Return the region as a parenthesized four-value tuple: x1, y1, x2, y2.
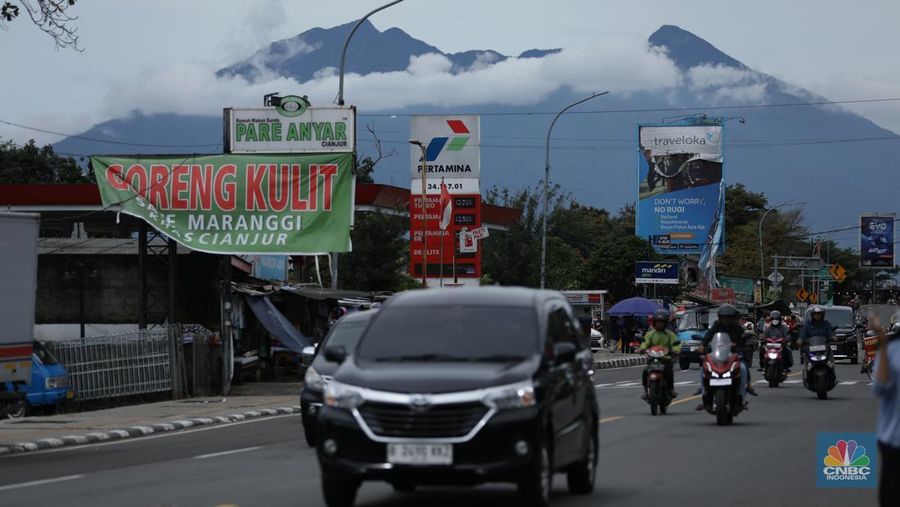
(0, 474, 84, 492)
(195, 446, 261, 460)
(616, 382, 641, 387)
(599, 416, 623, 424)
(839, 381, 858, 385)
(674, 381, 694, 385)
(784, 380, 801, 384)
(670, 394, 702, 406)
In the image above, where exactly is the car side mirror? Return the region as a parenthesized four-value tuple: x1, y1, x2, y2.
(323, 346, 347, 364)
(300, 346, 316, 363)
(691, 334, 704, 341)
(553, 342, 577, 365)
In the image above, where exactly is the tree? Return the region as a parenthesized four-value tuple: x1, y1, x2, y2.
(340, 211, 412, 292)
(354, 124, 395, 183)
(0, 138, 92, 183)
(1, 0, 81, 50)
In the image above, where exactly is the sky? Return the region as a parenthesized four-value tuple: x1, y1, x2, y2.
(1, 0, 899, 146)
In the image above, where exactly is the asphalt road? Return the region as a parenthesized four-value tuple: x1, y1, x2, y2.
(0, 362, 879, 507)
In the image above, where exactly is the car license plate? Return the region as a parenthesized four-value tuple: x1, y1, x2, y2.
(709, 378, 732, 386)
(830, 345, 838, 350)
(387, 443, 452, 465)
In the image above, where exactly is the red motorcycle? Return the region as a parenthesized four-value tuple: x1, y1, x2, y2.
(642, 345, 675, 416)
(763, 336, 788, 388)
(701, 332, 745, 426)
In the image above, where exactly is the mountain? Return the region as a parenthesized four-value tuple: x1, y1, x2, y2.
(54, 22, 900, 245)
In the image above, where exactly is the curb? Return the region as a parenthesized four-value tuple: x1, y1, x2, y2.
(593, 356, 646, 370)
(0, 405, 302, 456)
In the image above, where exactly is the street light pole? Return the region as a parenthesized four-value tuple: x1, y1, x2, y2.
(337, 0, 405, 106)
(410, 140, 428, 286)
(758, 200, 803, 285)
(540, 91, 608, 289)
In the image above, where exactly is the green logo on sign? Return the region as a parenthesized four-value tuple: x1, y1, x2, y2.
(277, 95, 309, 117)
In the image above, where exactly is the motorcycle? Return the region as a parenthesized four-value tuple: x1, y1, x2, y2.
(762, 336, 788, 388)
(701, 332, 745, 426)
(802, 335, 837, 400)
(642, 345, 676, 416)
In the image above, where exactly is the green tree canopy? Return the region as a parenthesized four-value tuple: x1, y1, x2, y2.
(0, 138, 92, 184)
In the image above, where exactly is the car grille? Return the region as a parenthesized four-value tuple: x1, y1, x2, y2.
(357, 401, 489, 438)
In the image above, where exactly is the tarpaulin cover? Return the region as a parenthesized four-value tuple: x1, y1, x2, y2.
(245, 296, 311, 353)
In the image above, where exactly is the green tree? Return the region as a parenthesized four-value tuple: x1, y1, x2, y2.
(0, 138, 92, 184)
(340, 211, 411, 292)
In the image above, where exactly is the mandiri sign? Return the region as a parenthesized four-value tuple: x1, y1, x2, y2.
(92, 153, 354, 254)
(634, 261, 679, 284)
(224, 101, 355, 154)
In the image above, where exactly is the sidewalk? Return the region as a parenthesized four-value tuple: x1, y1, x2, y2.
(0, 383, 302, 455)
(593, 350, 645, 369)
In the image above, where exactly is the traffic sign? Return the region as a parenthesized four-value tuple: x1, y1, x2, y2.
(808, 293, 818, 305)
(767, 270, 784, 284)
(796, 288, 809, 302)
(828, 263, 847, 283)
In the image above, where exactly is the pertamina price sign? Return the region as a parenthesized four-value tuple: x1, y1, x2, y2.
(409, 194, 481, 279)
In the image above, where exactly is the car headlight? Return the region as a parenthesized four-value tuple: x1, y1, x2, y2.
(304, 366, 326, 392)
(324, 380, 364, 409)
(482, 382, 535, 410)
(45, 376, 69, 389)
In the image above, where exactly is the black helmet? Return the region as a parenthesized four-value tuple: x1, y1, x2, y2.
(653, 309, 670, 322)
(769, 310, 782, 320)
(717, 304, 738, 318)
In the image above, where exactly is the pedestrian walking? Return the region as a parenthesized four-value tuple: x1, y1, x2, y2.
(872, 318, 900, 506)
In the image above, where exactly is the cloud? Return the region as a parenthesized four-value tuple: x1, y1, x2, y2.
(99, 32, 683, 119)
(685, 64, 768, 104)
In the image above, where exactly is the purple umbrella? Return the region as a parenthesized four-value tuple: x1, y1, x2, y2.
(607, 297, 665, 317)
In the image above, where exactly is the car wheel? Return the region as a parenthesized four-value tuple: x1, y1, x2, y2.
(5, 401, 29, 419)
(321, 471, 360, 507)
(566, 425, 597, 494)
(519, 437, 552, 507)
(302, 414, 316, 447)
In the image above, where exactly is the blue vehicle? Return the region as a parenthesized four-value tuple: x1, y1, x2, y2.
(676, 306, 711, 370)
(1, 340, 73, 419)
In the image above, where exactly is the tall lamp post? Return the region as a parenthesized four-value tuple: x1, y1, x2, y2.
(540, 91, 608, 289)
(758, 200, 803, 283)
(410, 140, 428, 286)
(337, 0, 405, 106)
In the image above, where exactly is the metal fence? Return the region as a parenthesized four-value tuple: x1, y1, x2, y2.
(44, 325, 217, 401)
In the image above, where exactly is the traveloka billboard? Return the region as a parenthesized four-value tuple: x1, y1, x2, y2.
(636, 124, 725, 257)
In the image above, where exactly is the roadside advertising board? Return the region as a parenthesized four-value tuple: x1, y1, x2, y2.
(636, 124, 725, 256)
(92, 153, 354, 254)
(224, 100, 356, 153)
(409, 116, 481, 286)
(859, 213, 895, 267)
(634, 261, 679, 284)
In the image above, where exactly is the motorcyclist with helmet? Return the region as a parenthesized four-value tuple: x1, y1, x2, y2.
(759, 310, 794, 373)
(798, 305, 834, 347)
(696, 304, 758, 411)
(640, 309, 682, 400)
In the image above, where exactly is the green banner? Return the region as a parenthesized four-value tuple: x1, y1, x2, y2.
(92, 153, 354, 254)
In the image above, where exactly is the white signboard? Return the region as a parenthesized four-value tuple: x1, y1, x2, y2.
(410, 178, 480, 196)
(639, 125, 723, 162)
(458, 228, 477, 253)
(225, 101, 356, 153)
(470, 225, 489, 240)
(410, 115, 480, 180)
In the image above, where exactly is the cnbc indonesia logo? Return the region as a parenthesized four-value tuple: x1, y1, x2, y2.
(417, 120, 475, 175)
(821, 439, 872, 484)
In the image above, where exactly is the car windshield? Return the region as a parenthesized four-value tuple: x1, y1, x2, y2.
(356, 305, 539, 362)
(825, 309, 854, 328)
(322, 318, 370, 350)
(33, 341, 58, 365)
(678, 310, 708, 331)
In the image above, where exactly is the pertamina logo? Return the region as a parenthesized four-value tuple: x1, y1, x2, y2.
(817, 434, 876, 488)
(416, 120, 474, 176)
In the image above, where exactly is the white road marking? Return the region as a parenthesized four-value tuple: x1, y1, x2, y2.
(0, 474, 84, 492)
(195, 446, 261, 460)
(784, 380, 802, 384)
(839, 381, 858, 385)
(593, 383, 615, 388)
(674, 381, 694, 385)
(616, 382, 641, 387)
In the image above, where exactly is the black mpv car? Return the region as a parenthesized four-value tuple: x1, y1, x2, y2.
(315, 287, 599, 507)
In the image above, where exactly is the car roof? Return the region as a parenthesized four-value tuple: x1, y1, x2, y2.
(334, 309, 378, 324)
(385, 287, 557, 309)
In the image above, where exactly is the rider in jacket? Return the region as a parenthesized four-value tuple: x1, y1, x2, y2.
(696, 304, 758, 411)
(759, 310, 794, 373)
(798, 306, 834, 345)
(640, 309, 681, 400)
